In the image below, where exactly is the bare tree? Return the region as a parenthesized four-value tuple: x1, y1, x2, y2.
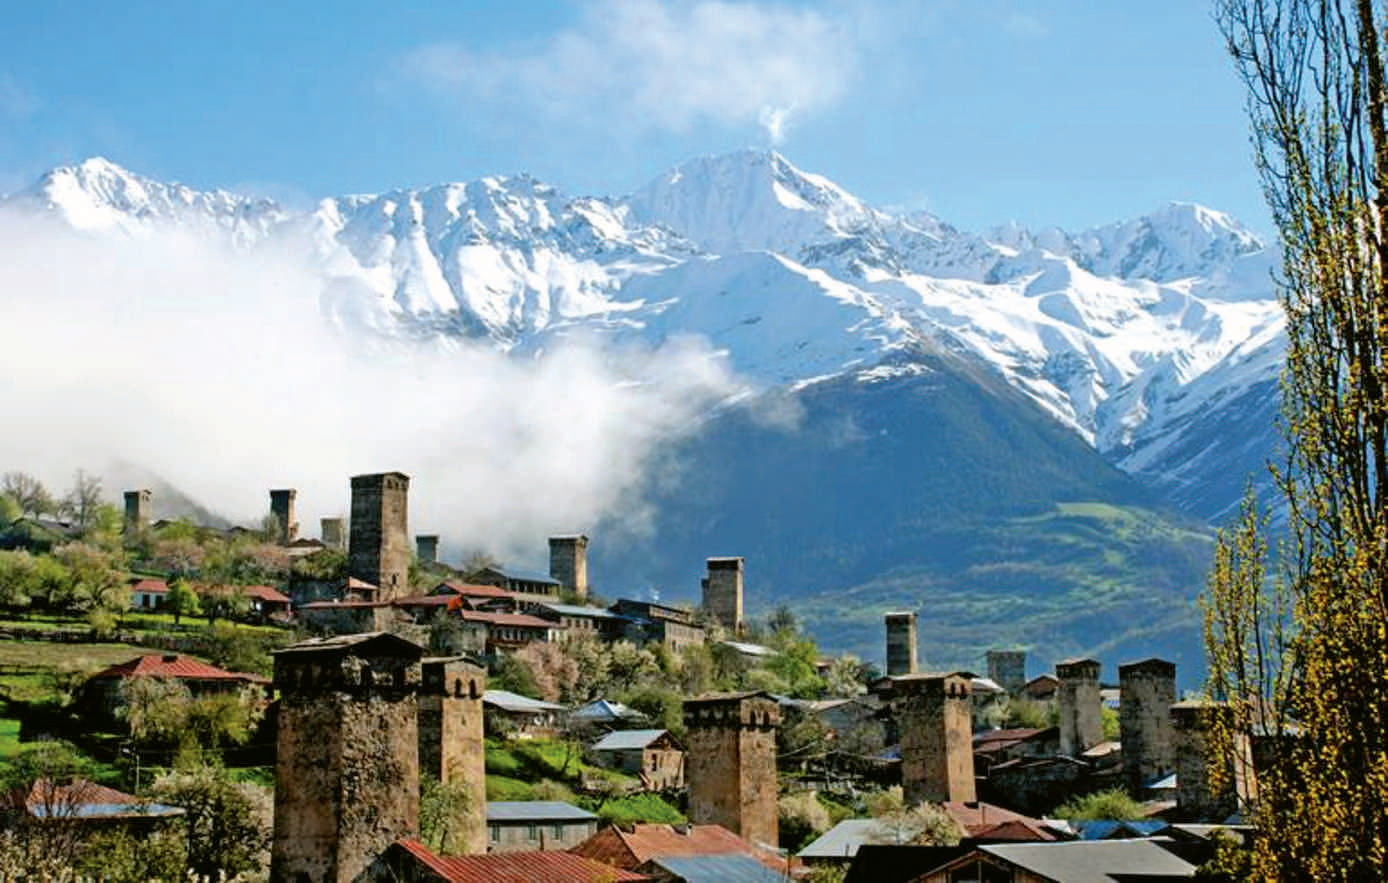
(58, 470, 103, 535)
(1, 472, 54, 519)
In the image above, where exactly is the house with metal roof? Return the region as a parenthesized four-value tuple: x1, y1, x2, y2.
(483, 689, 566, 738)
(78, 653, 270, 726)
(570, 823, 788, 876)
(471, 565, 561, 599)
(637, 853, 786, 883)
(570, 698, 646, 728)
(378, 837, 650, 882)
(591, 729, 685, 789)
(485, 801, 599, 853)
(914, 838, 1198, 883)
(530, 601, 625, 641)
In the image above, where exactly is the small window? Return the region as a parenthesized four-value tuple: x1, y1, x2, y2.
(527, 824, 539, 841)
(489, 825, 500, 842)
(552, 824, 563, 840)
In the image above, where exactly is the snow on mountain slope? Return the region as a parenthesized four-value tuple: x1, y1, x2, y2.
(0, 152, 1285, 518)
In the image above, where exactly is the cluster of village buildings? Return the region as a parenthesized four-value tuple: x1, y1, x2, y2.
(0, 472, 1262, 881)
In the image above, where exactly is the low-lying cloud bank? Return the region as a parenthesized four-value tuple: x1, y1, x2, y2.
(0, 212, 741, 567)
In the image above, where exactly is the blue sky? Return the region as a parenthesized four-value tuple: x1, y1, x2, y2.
(0, 1, 1266, 233)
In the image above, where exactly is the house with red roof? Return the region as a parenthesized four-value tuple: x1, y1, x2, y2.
(569, 823, 788, 876)
(375, 838, 650, 883)
(78, 654, 269, 725)
(128, 577, 170, 610)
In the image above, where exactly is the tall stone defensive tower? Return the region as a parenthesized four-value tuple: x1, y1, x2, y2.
(348, 472, 410, 601)
(884, 612, 919, 676)
(123, 489, 151, 534)
(419, 656, 487, 855)
(683, 692, 779, 849)
(1119, 658, 1177, 795)
(1172, 699, 1256, 821)
(1056, 658, 1103, 757)
(701, 557, 744, 632)
(271, 632, 424, 883)
(416, 534, 439, 567)
(548, 535, 589, 600)
(320, 517, 345, 550)
(269, 489, 298, 545)
(986, 649, 1026, 695)
(894, 673, 976, 805)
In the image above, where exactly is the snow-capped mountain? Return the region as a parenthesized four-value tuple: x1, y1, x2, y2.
(0, 151, 1283, 520)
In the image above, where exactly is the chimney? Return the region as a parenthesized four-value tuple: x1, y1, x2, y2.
(123, 489, 151, 534)
(548, 535, 590, 600)
(1171, 699, 1257, 821)
(416, 534, 439, 567)
(683, 692, 779, 848)
(986, 649, 1026, 695)
(884, 612, 919, 676)
(1056, 658, 1103, 756)
(701, 557, 744, 632)
(269, 489, 298, 545)
(1119, 658, 1177, 796)
(894, 673, 976, 805)
(320, 517, 345, 550)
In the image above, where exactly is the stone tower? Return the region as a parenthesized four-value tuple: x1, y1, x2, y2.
(701, 557, 744, 632)
(416, 534, 439, 567)
(271, 632, 424, 883)
(123, 489, 151, 534)
(683, 692, 779, 849)
(884, 612, 919, 676)
(348, 472, 410, 601)
(894, 673, 976, 805)
(1171, 700, 1256, 821)
(1119, 658, 1177, 795)
(419, 656, 487, 854)
(320, 517, 345, 550)
(548, 535, 590, 600)
(269, 489, 298, 545)
(986, 649, 1026, 695)
(1056, 658, 1103, 756)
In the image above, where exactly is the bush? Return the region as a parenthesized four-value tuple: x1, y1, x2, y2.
(1053, 787, 1149, 821)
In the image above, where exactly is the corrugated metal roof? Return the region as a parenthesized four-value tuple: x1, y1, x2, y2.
(647, 854, 785, 883)
(593, 729, 671, 751)
(486, 800, 596, 822)
(540, 603, 621, 619)
(978, 839, 1196, 883)
(392, 839, 647, 882)
(499, 567, 560, 585)
(483, 690, 565, 712)
(571, 699, 644, 722)
(798, 818, 888, 859)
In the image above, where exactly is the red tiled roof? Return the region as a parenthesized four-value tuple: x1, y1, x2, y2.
(942, 802, 1049, 838)
(22, 778, 139, 810)
(393, 594, 462, 610)
(974, 728, 1049, 751)
(87, 654, 269, 685)
(457, 610, 555, 629)
(196, 583, 291, 603)
(570, 824, 787, 873)
(436, 580, 514, 600)
(970, 819, 1060, 841)
(127, 578, 169, 594)
(393, 839, 648, 882)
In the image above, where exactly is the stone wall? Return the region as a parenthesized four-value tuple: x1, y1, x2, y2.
(683, 693, 779, 849)
(349, 472, 410, 601)
(1056, 659, 1102, 757)
(700, 557, 744, 632)
(271, 636, 423, 883)
(418, 657, 487, 855)
(896, 673, 976, 805)
(548, 535, 589, 600)
(1118, 658, 1176, 795)
(986, 650, 1026, 695)
(1172, 700, 1256, 822)
(884, 612, 919, 676)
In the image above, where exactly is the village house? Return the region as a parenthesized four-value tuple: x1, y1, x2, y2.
(608, 599, 705, 652)
(128, 576, 169, 610)
(2, 778, 186, 845)
(591, 729, 685, 789)
(483, 689, 565, 739)
(485, 801, 598, 852)
(571, 823, 788, 877)
(78, 654, 269, 726)
(375, 839, 650, 882)
(529, 601, 624, 641)
(458, 609, 562, 654)
(470, 565, 561, 599)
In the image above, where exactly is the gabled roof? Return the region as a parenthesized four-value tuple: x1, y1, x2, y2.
(20, 778, 185, 821)
(198, 583, 291, 603)
(570, 823, 786, 873)
(434, 580, 514, 600)
(483, 690, 565, 713)
(127, 578, 169, 593)
(538, 602, 621, 620)
(974, 727, 1053, 752)
(570, 699, 644, 723)
(479, 566, 560, 586)
(87, 654, 267, 685)
(941, 802, 1051, 839)
(798, 818, 891, 860)
(458, 610, 556, 629)
(487, 801, 596, 822)
(389, 838, 647, 882)
(966, 838, 1197, 883)
(593, 729, 678, 752)
(642, 853, 784, 883)
(273, 631, 422, 658)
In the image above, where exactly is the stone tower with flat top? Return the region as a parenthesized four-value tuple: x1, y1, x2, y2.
(418, 655, 488, 854)
(683, 692, 779, 849)
(894, 672, 976, 805)
(1057, 658, 1103, 757)
(701, 556, 744, 632)
(269, 489, 298, 545)
(349, 472, 410, 601)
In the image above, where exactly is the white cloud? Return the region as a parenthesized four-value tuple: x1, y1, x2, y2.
(0, 212, 741, 567)
(399, 0, 859, 143)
